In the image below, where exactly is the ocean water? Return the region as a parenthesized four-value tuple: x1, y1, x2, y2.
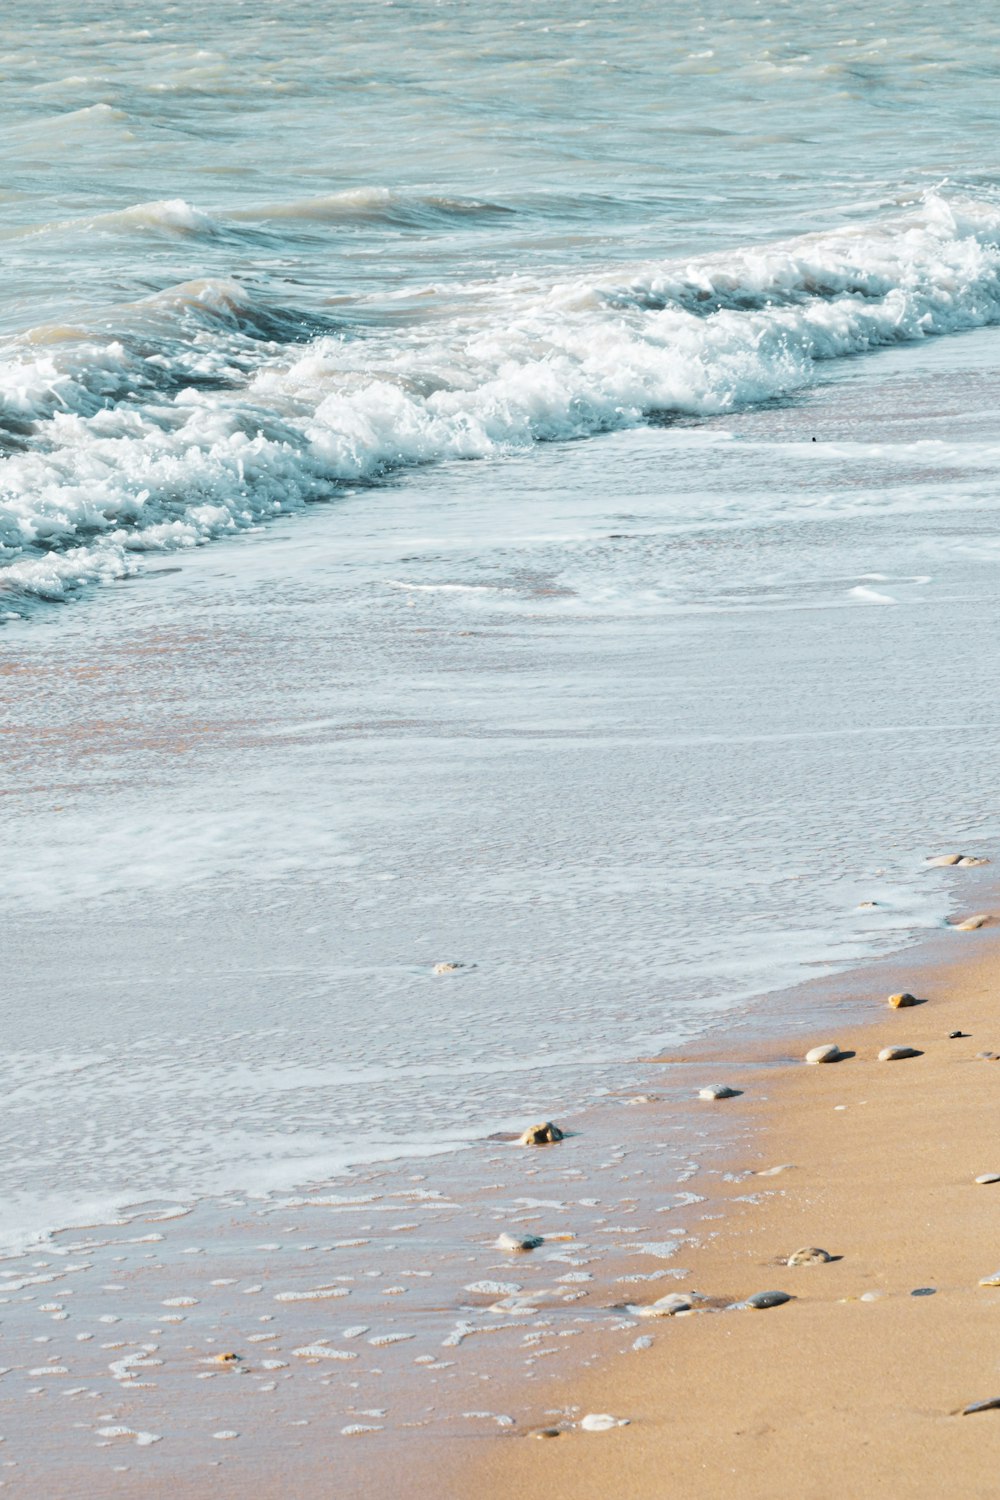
(4, 0, 1000, 1253)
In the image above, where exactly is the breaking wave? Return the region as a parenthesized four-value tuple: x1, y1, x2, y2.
(3, 191, 1000, 609)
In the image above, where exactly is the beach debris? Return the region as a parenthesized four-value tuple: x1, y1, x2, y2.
(756, 1163, 796, 1177)
(786, 1247, 832, 1266)
(730, 1290, 793, 1311)
(580, 1413, 629, 1432)
(877, 1046, 922, 1061)
(888, 992, 918, 1009)
(911, 1287, 936, 1296)
(495, 1231, 543, 1253)
(961, 1398, 1000, 1415)
(926, 854, 989, 867)
(805, 1044, 844, 1064)
(955, 914, 990, 931)
(631, 1293, 694, 1318)
(979, 1270, 1000, 1287)
(975, 1174, 1000, 1185)
(517, 1122, 564, 1146)
(698, 1084, 742, 1100)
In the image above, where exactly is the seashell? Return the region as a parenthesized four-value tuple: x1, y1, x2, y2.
(495, 1232, 543, 1252)
(805, 1044, 844, 1064)
(786, 1247, 832, 1266)
(698, 1084, 742, 1100)
(979, 1270, 1000, 1287)
(731, 1290, 793, 1310)
(962, 1397, 1000, 1414)
(888, 992, 918, 1008)
(878, 1045, 922, 1061)
(975, 1175, 1000, 1186)
(756, 1163, 795, 1177)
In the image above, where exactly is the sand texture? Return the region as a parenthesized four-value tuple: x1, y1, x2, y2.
(461, 938, 1000, 1500)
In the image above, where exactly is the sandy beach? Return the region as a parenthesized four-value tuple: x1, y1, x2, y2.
(450, 923, 1000, 1500)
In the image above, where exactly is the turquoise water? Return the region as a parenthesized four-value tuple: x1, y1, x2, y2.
(2, 0, 1000, 601)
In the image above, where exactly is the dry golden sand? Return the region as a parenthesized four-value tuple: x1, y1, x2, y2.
(455, 935, 1000, 1500)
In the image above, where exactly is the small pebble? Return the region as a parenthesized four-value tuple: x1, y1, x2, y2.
(955, 914, 989, 931)
(979, 1270, 1000, 1287)
(859, 1291, 882, 1302)
(962, 1398, 1000, 1414)
(911, 1287, 936, 1297)
(532, 1428, 562, 1440)
(805, 1044, 844, 1065)
(888, 993, 918, 1009)
(949, 1031, 968, 1039)
(975, 1175, 1000, 1186)
(878, 1046, 922, 1062)
(517, 1121, 563, 1146)
(496, 1232, 543, 1253)
(698, 1085, 742, 1101)
(632, 1293, 693, 1318)
(580, 1414, 629, 1432)
(786, 1247, 832, 1266)
(732, 1290, 793, 1311)
(756, 1164, 795, 1177)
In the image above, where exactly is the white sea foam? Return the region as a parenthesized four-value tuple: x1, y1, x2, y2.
(3, 194, 1000, 607)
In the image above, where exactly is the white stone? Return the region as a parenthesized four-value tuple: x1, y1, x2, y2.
(698, 1084, 742, 1100)
(805, 1044, 843, 1065)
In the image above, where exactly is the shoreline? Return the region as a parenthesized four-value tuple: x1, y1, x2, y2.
(443, 909, 1000, 1499)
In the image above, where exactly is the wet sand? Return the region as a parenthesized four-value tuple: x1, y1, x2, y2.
(455, 926, 1000, 1500)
